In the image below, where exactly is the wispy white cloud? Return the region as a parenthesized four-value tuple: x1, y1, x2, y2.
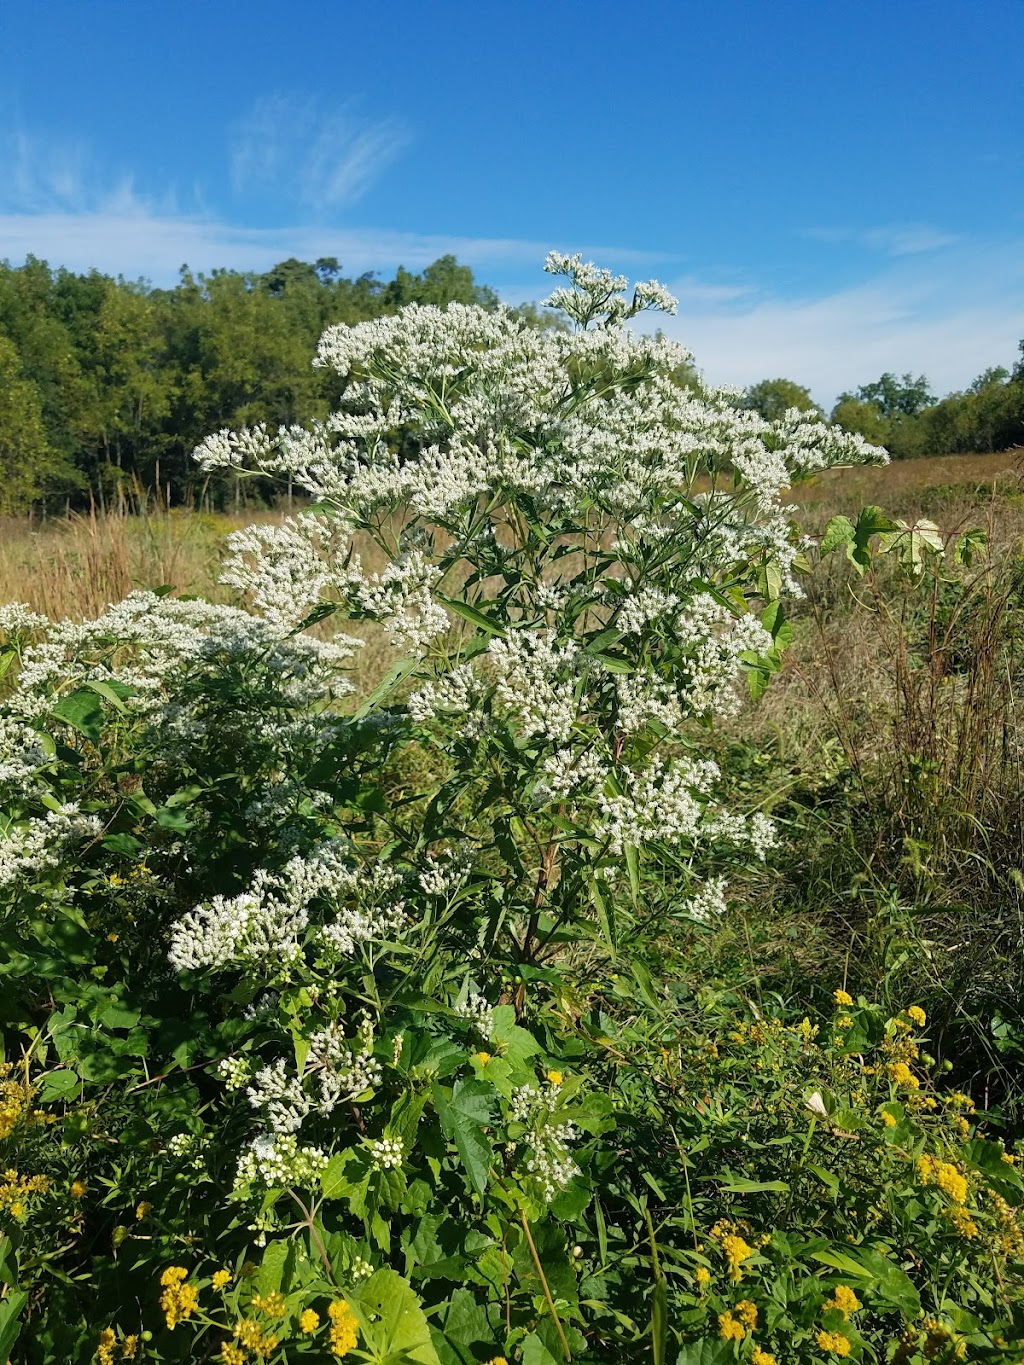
(652, 240, 1024, 407)
(0, 197, 666, 286)
(806, 222, 961, 256)
(230, 95, 410, 212)
(2, 125, 1018, 408)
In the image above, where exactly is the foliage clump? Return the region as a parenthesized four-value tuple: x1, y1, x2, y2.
(3, 252, 1022, 1363)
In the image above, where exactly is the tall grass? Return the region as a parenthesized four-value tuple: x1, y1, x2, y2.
(726, 460, 1024, 1122)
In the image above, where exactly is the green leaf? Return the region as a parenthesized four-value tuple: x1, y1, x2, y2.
(81, 678, 130, 711)
(624, 843, 641, 907)
(713, 1177, 790, 1193)
(432, 1079, 494, 1197)
(436, 594, 507, 638)
(820, 514, 856, 556)
(50, 689, 105, 741)
(521, 1333, 561, 1365)
(255, 1238, 293, 1298)
(350, 1267, 441, 1364)
(321, 1150, 362, 1202)
(355, 658, 421, 718)
(0, 1289, 27, 1359)
(675, 1339, 736, 1365)
(854, 1247, 921, 1316)
(38, 1068, 80, 1102)
(489, 1006, 540, 1067)
(98, 1003, 141, 1031)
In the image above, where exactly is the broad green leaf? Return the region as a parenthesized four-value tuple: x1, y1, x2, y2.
(50, 689, 105, 741)
(432, 1079, 494, 1197)
(675, 1339, 736, 1365)
(37, 1068, 79, 1102)
(350, 1267, 441, 1365)
(820, 514, 856, 556)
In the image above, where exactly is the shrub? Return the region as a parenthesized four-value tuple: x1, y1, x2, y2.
(6, 253, 1019, 1364)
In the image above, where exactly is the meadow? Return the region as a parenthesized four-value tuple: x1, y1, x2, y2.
(2, 259, 1023, 1365)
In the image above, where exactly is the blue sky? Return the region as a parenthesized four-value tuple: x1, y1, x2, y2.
(1, 0, 1022, 405)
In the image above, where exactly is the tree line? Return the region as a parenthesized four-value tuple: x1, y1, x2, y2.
(0, 254, 503, 512)
(1, 250, 1022, 514)
(745, 355, 1024, 460)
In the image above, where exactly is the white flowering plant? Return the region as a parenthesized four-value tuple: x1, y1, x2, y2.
(15, 255, 1018, 1365)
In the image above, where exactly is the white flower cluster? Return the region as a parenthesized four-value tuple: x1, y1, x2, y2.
(0, 716, 48, 789)
(535, 747, 609, 803)
(407, 663, 488, 739)
(417, 842, 474, 898)
(348, 551, 449, 654)
(218, 1056, 252, 1092)
(509, 1079, 580, 1202)
(166, 1132, 207, 1175)
(368, 1136, 403, 1171)
(307, 1019, 383, 1114)
(234, 1132, 328, 1191)
(487, 631, 580, 743)
(246, 1058, 312, 1134)
(598, 755, 718, 855)
(455, 991, 495, 1038)
(0, 805, 103, 887)
(526, 1122, 580, 1202)
(681, 876, 729, 924)
(168, 846, 406, 972)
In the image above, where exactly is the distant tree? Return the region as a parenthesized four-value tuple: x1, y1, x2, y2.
(837, 371, 935, 419)
(745, 377, 821, 421)
(830, 397, 891, 448)
(0, 332, 79, 508)
(969, 366, 1010, 392)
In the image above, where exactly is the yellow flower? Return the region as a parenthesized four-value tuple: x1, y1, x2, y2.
(252, 1290, 286, 1317)
(300, 1308, 321, 1333)
(122, 1336, 139, 1360)
(212, 1269, 232, 1290)
(735, 1299, 758, 1328)
(473, 1052, 492, 1065)
(918, 1154, 968, 1204)
(906, 1006, 926, 1027)
(718, 1311, 746, 1342)
(817, 1330, 852, 1355)
(836, 1015, 853, 1029)
(484, 1358, 509, 1365)
(881, 1110, 898, 1127)
(135, 1201, 152, 1220)
(824, 1285, 861, 1319)
(834, 989, 854, 1006)
(220, 1345, 246, 1365)
(546, 1070, 563, 1086)
(160, 1266, 198, 1330)
(948, 1205, 979, 1238)
(695, 1266, 711, 1288)
(97, 1327, 117, 1365)
(71, 1180, 87, 1198)
(887, 1061, 919, 1089)
(328, 1299, 360, 1357)
(721, 1233, 754, 1281)
(752, 1349, 777, 1365)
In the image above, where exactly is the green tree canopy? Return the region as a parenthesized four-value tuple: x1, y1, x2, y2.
(745, 377, 821, 421)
